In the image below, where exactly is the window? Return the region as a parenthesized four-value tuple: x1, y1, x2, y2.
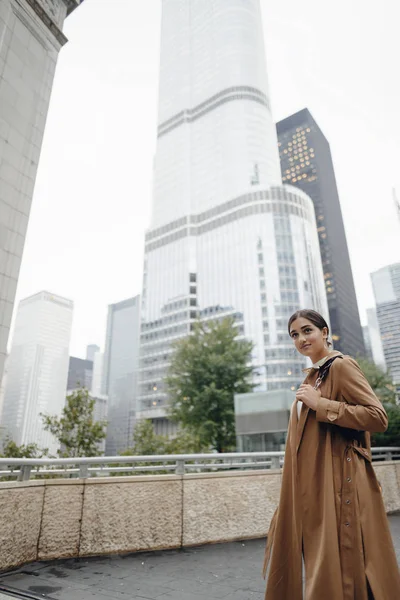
(189, 273, 197, 282)
(190, 286, 196, 294)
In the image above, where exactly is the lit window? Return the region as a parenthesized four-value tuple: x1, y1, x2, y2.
(284, 149, 287, 154)
(317, 226, 326, 232)
(321, 233, 327, 239)
(306, 128, 311, 132)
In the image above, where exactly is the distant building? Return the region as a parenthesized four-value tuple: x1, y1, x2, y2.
(1, 292, 73, 454)
(102, 296, 141, 455)
(276, 109, 365, 357)
(91, 351, 104, 398)
(362, 326, 373, 363)
(371, 264, 400, 389)
(366, 308, 386, 370)
(0, 0, 85, 388)
(67, 356, 93, 391)
(86, 344, 100, 362)
(235, 389, 294, 452)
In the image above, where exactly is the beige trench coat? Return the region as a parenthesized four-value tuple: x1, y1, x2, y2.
(263, 351, 400, 600)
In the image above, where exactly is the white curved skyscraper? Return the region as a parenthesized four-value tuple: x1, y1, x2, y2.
(138, 0, 328, 432)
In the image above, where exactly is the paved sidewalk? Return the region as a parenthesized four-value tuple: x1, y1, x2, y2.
(0, 515, 399, 600)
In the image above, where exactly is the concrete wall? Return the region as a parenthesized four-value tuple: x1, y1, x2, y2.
(0, 463, 399, 572)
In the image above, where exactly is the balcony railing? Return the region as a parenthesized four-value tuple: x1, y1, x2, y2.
(0, 447, 399, 482)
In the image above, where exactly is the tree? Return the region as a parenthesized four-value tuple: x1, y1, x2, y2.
(166, 317, 254, 452)
(371, 403, 400, 447)
(41, 388, 107, 457)
(356, 357, 396, 404)
(0, 439, 46, 458)
(356, 358, 399, 446)
(122, 420, 206, 456)
(125, 419, 168, 456)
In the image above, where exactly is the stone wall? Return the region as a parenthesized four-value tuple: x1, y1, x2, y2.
(0, 462, 399, 572)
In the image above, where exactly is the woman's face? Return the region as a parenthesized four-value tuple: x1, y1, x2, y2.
(289, 317, 328, 360)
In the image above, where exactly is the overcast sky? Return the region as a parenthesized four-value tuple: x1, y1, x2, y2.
(13, 0, 400, 358)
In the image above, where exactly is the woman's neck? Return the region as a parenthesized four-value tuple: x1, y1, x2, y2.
(310, 348, 330, 365)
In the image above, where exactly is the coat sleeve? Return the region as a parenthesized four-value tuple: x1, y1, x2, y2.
(315, 357, 388, 433)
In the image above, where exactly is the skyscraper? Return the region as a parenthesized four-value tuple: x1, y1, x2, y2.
(0, 0, 84, 386)
(67, 356, 93, 391)
(86, 344, 100, 362)
(101, 296, 140, 455)
(137, 0, 328, 432)
(371, 263, 400, 390)
(276, 109, 365, 358)
(366, 307, 386, 371)
(1, 291, 73, 454)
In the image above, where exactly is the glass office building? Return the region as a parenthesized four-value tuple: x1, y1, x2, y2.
(277, 109, 364, 357)
(137, 1, 328, 432)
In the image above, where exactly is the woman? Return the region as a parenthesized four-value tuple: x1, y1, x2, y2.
(263, 309, 400, 600)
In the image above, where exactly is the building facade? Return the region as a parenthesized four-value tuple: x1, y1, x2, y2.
(371, 263, 400, 390)
(366, 307, 386, 370)
(1, 291, 73, 454)
(67, 356, 93, 391)
(101, 296, 140, 455)
(362, 326, 373, 363)
(276, 109, 364, 357)
(137, 0, 329, 432)
(86, 344, 100, 362)
(0, 0, 84, 387)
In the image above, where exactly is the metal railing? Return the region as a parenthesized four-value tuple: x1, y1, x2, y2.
(0, 447, 398, 482)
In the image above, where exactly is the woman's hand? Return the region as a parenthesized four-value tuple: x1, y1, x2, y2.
(296, 384, 321, 411)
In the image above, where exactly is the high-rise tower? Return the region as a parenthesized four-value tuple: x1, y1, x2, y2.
(276, 109, 364, 357)
(1, 291, 73, 455)
(137, 0, 328, 432)
(371, 263, 400, 392)
(0, 0, 84, 386)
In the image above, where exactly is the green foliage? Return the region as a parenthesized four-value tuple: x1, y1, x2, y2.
(371, 403, 400, 447)
(122, 420, 206, 456)
(123, 419, 167, 456)
(41, 388, 107, 458)
(356, 358, 399, 446)
(166, 317, 254, 452)
(357, 357, 396, 404)
(0, 439, 46, 458)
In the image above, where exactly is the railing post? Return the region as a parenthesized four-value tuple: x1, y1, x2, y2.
(79, 464, 89, 478)
(18, 466, 32, 482)
(175, 459, 185, 475)
(386, 451, 393, 461)
(271, 457, 280, 470)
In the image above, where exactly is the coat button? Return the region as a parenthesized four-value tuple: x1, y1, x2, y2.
(345, 522, 350, 527)
(347, 477, 352, 482)
(345, 500, 351, 505)
(347, 457, 351, 462)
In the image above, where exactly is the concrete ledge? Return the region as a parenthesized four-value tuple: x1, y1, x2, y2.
(0, 462, 398, 572)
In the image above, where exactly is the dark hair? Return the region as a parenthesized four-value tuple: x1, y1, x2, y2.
(288, 309, 331, 345)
